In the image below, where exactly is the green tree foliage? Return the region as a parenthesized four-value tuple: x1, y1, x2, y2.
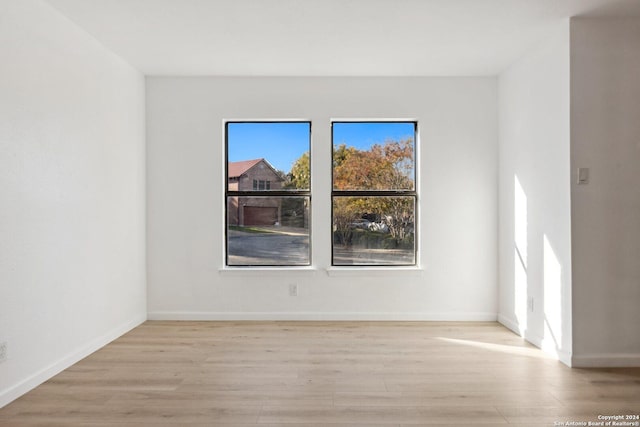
(286, 151, 310, 190)
(281, 151, 309, 228)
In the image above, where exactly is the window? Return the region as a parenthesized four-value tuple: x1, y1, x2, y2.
(332, 121, 417, 266)
(252, 180, 271, 191)
(226, 121, 311, 266)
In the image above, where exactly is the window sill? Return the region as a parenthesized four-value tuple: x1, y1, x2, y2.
(218, 266, 423, 277)
(218, 266, 319, 276)
(325, 266, 423, 277)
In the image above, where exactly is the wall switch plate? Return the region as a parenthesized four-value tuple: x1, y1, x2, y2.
(527, 297, 534, 312)
(289, 284, 298, 297)
(577, 167, 589, 185)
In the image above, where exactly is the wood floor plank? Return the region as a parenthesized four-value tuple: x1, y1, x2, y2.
(334, 390, 562, 407)
(257, 405, 508, 424)
(496, 404, 640, 425)
(1, 321, 639, 425)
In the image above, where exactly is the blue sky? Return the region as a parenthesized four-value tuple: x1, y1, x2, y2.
(227, 122, 310, 172)
(227, 121, 415, 173)
(332, 122, 415, 151)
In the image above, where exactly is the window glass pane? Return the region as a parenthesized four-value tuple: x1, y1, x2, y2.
(332, 196, 415, 265)
(226, 122, 311, 267)
(333, 122, 415, 191)
(227, 196, 310, 266)
(228, 122, 310, 191)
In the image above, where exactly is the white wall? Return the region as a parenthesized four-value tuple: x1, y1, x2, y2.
(146, 77, 497, 320)
(0, 0, 146, 407)
(498, 22, 572, 365)
(570, 18, 640, 367)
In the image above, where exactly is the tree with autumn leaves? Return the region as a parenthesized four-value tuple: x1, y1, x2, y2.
(332, 139, 414, 191)
(287, 138, 415, 247)
(333, 138, 414, 247)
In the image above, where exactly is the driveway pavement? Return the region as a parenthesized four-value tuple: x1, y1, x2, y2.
(228, 226, 413, 266)
(228, 228, 309, 265)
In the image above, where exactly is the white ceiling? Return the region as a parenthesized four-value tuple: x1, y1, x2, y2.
(45, 0, 640, 76)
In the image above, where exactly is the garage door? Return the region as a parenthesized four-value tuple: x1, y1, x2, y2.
(243, 207, 277, 226)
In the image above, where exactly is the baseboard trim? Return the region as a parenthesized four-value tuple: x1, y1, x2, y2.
(572, 353, 640, 368)
(147, 311, 498, 321)
(497, 314, 521, 335)
(552, 346, 572, 367)
(527, 332, 573, 367)
(497, 314, 572, 367)
(0, 314, 146, 409)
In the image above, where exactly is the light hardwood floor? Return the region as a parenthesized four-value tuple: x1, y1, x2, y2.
(1, 321, 639, 426)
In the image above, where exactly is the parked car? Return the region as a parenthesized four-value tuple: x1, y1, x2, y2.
(350, 219, 372, 229)
(368, 221, 389, 233)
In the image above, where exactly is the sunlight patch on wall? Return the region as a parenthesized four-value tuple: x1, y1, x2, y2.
(543, 234, 562, 356)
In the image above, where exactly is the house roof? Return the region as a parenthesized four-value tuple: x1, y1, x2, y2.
(228, 158, 289, 180)
(228, 158, 263, 178)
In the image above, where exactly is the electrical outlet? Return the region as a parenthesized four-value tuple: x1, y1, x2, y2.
(289, 283, 298, 297)
(527, 297, 534, 312)
(0, 342, 7, 363)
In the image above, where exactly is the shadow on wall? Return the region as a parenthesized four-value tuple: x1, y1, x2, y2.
(514, 175, 528, 335)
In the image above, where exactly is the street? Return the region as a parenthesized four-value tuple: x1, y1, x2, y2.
(227, 228, 309, 265)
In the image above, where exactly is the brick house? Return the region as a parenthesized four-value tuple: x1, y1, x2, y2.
(227, 158, 284, 226)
